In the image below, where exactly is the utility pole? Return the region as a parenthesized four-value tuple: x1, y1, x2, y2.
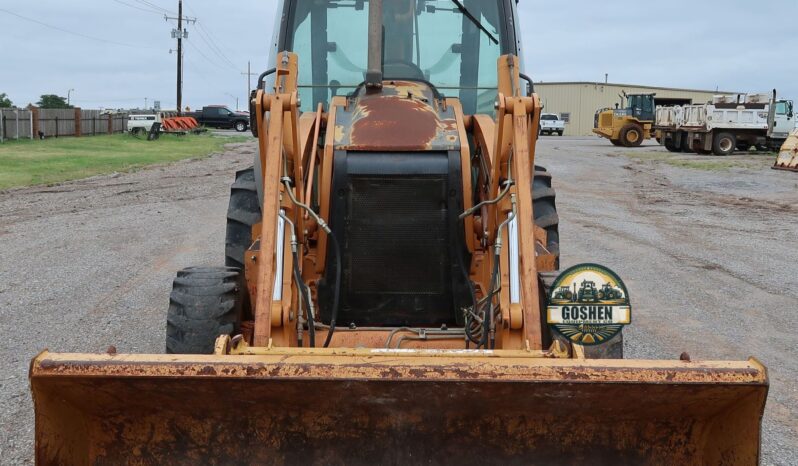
(165, 2, 195, 115)
(177, 0, 182, 114)
(241, 60, 256, 99)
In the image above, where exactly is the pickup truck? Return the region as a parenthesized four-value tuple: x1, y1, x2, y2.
(540, 113, 565, 136)
(186, 106, 250, 132)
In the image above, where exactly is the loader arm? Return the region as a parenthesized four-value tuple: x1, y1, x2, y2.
(30, 1, 770, 462)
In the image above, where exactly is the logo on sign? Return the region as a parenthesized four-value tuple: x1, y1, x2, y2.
(546, 264, 631, 346)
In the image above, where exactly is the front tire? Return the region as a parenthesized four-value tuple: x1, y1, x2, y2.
(620, 124, 644, 147)
(234, 121, 248, 132)
(225, 167, 262, 270)
(533, 166, 560, 269)
(166, 267, 245, 354)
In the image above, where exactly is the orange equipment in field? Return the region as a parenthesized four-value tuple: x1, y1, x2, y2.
(30, 1, 768, 464)
(161, 116, 199, 132)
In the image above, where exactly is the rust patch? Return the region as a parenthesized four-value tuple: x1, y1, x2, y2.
(350, 96, 438, 150)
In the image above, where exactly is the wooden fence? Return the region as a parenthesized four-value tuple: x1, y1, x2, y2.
(0, 108, 128, 142)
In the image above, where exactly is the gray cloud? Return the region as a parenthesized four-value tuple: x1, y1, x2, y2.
(1, 1, 795, 110)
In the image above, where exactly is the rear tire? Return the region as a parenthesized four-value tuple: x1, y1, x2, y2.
(234, 121, 248, 132)
(664, 139, 680, 152)
(225, 167, 262, 270)
(557, 131, 563, 137)
(680, 134, 694, 153)
(620, 124, 644, 147)
(712, 132, 736, 156)
(166, 267, 245, 354)
(533, 166, 560, 269)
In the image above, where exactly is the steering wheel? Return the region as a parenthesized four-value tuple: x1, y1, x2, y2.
(382, 60, 426, 81)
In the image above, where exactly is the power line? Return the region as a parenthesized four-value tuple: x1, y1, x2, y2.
(110, 0, 163, 15)
(132, 0, 176, 15)
(183, 4, 240, 71)
(0, 8, 159, 49)
(194, 21, 239, 71)
(185, 40, 237, 73)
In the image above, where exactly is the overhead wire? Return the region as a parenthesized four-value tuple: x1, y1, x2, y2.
(0, 8, 159, 49)
(110, 0, 164, 15)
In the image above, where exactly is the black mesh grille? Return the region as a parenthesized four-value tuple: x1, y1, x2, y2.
(347, 176, 448, 295)
(318, 150, 469, 327)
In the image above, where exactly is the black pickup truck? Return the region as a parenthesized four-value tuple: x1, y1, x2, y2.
(187, 106, 250, 132)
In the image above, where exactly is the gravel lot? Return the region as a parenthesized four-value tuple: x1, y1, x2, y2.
(1, 137, 796, 464)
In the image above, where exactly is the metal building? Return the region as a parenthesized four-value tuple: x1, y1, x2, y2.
(535, 82, 736, 136)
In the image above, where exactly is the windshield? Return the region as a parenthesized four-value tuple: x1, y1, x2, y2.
(286, 0, 508, 115)
(541, 115, 558, 121)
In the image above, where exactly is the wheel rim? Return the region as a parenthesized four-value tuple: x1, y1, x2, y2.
(236, 122, 245, 131)
(720, 138, 733, 152)
(628, 130, 640, 143)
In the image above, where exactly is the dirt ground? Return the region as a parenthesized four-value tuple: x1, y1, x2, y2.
(1, 138, 796, 464)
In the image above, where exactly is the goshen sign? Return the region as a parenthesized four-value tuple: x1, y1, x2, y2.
(546, 264, 631, 346)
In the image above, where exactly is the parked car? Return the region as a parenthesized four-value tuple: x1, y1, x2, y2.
(186, 106, 250, 132)
(540, 113, 565, 136)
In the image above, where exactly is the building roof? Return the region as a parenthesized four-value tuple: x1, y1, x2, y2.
(535, 81, 740, 95)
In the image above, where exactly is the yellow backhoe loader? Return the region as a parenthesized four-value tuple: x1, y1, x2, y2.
(593, 92, 655, 147)
(30, 1, 767, 464)
(774, 128, 798, 171)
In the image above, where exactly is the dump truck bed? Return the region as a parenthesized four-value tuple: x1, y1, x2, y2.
(31, 350, 767, 466)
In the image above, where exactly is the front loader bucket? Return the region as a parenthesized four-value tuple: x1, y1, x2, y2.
(773, 131, 798, 172)
(31, 350, 767, 466)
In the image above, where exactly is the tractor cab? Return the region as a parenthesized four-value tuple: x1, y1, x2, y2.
(622, 93, 656, 122)
(269, 0, 522, 115)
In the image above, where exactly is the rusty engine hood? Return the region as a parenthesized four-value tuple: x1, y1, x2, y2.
(333, 80, 461, 152)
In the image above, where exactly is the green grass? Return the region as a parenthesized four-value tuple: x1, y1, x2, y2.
(0, 133, 250, 189)
(624, 150, 773, 172)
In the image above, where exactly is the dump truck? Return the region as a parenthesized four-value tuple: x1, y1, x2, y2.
(774, 128, 798, 171)
(30, 1, 769, 464)
(593, 93, 655, 147)
(657, 91, 795, 156)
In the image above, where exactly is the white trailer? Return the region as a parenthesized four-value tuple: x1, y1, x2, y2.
(655, 91, 794, 155)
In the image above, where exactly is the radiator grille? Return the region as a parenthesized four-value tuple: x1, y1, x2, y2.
(346, 176, 448, 295)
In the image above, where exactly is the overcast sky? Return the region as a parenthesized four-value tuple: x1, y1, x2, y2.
(1, 0, 796, 110)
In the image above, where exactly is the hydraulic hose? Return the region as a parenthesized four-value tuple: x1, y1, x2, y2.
(278, 162, 341, 349)
(482, 252, 501, 349)
(292, 248, 315, 347)
(278, 210, 316, 347)
(322, 233, 342, 348)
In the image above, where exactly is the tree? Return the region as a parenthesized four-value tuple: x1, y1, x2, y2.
(36, 94, 72, 109)
(0, 93, 11, 108)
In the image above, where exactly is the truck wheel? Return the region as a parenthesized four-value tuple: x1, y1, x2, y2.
(610, 139, 623, 146)
(234, 121, 248, 132)
(166, 267, 245, 354)
(620, 124, 644, 147)
(680, 134, 694, 153)
(225, 167, 262, 270)
(712, 133, 736, 156)
(533, 166, 560, 268)
(557, 131, 563, 137)
(664, 139, 680, 152)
